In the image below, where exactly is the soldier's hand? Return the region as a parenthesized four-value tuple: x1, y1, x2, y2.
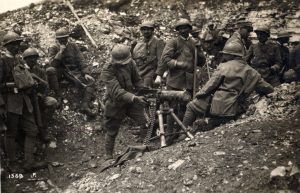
(84, 74, 95, 82)
(0, 106, 7, 120)
(270, 64, 280, 72)
(176, 61, 189, 69)
(133, 96, 148, 106)
(154, 75, 162, 85)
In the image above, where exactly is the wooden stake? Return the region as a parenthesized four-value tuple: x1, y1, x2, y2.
(64, 0, 98, 48)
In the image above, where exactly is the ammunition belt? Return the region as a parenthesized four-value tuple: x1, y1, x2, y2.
(143, 98, 157, 145)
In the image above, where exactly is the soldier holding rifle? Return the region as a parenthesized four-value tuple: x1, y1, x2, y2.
(0, 32, 47, 172)
(158, 18, 206, 145)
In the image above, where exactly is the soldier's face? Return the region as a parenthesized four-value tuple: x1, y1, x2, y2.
(5, 41, 21, 55)
(239, 27, 251, 39)
(57, 37, 68, 45)
(256, 32, 269, 43)
(24, 56, 38, 68)
(141, 27, 154, 39)
(177, 25, 192, 38)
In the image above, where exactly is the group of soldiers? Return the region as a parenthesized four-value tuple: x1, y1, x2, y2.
(1, 16, 299, 172)
(101, 19, 300, 160)
(0, 28, 96, 172)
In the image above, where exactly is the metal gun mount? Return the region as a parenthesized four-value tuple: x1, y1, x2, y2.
(136, 88, 194, 148)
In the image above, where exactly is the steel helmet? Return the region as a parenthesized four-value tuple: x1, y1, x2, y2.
(175, 19, 192, 31)
(277, 31, 292, 39)
(140, 20, 155, 29)
(111, 44, 132, 65)
(221, 42, 243, 57)
(254, 27, 270, 35)
(55, 28, 70, 39)
(2, 31, 22, 46)
(23, 48, 39, 59)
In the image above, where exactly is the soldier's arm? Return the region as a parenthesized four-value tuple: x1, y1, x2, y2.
(255, 77, 274, 95)
(73, 43, 90, 75)
(160, 39, 179, 70)
(196, 67, 224, 97)
(245, 45, 254, 64)
(272, 45, 283, 70)
(196, 46, 206, 66)
(155, 39, 166, 77)
(131, 61, 144, 88)
(101, 64, 135, 103)
(48, 45, 61, 67)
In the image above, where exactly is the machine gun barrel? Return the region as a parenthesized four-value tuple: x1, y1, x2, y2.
(135, 88, 191, 102)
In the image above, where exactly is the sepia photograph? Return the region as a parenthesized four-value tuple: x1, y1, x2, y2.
(0, 0, 299, 192)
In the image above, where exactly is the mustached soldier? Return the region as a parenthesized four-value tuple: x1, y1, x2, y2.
(101, 44, 148, 160)
(0, 32, 46, 172)
(132, 20, 165, 88)
(22, 48, 57, 143)
(246, 27, 282, 86)
(48, 28, 96, 117)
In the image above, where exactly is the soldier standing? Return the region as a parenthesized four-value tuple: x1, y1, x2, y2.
(22, 48, 57, 143)
(132, 21, 165, 88)
(182, 42, 274, 130)
(0, 32, 46, 172)
(246, 27, 282, 86)
(48, 28, 96, 117)
(101, 44, 148, 160)
(159, 18, 206, 144)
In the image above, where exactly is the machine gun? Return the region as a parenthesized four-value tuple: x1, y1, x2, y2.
(135, 87, 194, 147)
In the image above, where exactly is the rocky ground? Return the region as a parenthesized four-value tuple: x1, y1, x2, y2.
(1, 0, 300, 193)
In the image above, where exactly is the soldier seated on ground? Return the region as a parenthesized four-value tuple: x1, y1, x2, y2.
(181, 42, 274, 134)
(48, 28, 96, 117)
(0, 32, 47, 172)
(22, 48, 57, 143)
(101, 44, 149, 160)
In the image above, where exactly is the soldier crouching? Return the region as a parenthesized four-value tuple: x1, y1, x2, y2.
(101, 44, 148, 160)
(182, 42, 274, 132)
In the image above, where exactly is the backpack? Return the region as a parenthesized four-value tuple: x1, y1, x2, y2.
(12, 64, 35, 89)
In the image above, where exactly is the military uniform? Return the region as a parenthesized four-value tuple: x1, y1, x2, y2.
(28, 63, 57, 142)
(160, 36, 206, 91)
(101, 44, 148, 159)
(0, 51, 38, 168)
(159, 34, 206, 144)
(133, 36, 165, 87)
(246, 40, 282, 86)
(183, 59, 274, 127)
(290, 44, 300, 80)
(48, 41, 95, 115)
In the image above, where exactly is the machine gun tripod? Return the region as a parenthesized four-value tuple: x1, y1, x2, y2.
(136, 88, 194, 148)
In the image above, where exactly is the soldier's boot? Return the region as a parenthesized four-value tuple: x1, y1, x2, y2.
(104, 134, 116, 160)
(23, 137, 47, 172)
(5, 138, 22, 172)
(46, 67, 62, 108)
(80, 88, 96, 118)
